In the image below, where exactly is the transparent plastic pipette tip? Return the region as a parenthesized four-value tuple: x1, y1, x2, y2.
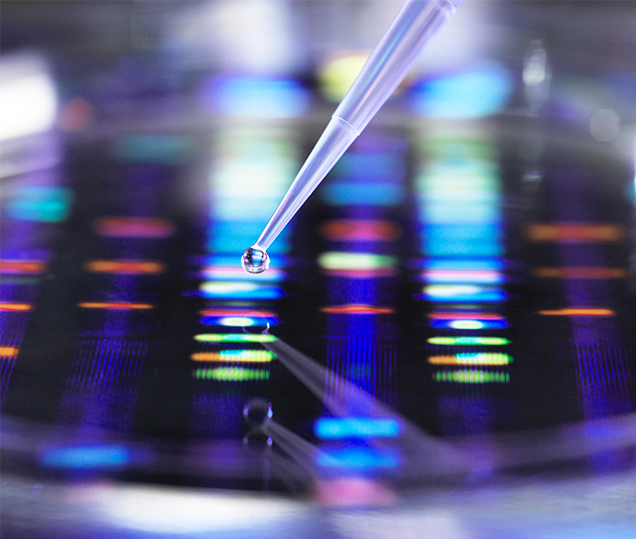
(241, 245, 270, 274)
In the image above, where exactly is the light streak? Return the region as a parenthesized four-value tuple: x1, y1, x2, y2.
(319, 220, 402, 242)
(190, 350, 275, 363)
(77, 302, 154, 310)
(427, 336, 509, 346)
(93, 217, 175, 238)
(423, 285, 506, 302)
(428, 353, 512, 366)
(524, 223, 625, 243)
(314, 417, 401, 439)
(84, 260, 165, 274)
(320, 304, 395, 315)
(0, 303, 33, 311)
(316, 447, 400, 470)
(194, 334, 277, 343)
(193, 367, 270, 381)
(428, 312, 505, 321)
(201, 265, 284, 282)
(0, 260, 47, 274)
(434, 369, 510, 383)
(199, 281, 282, 300)
(537, 308, 615, 316)
(532, 267, 627, 279)
(422, 269, 504, 284)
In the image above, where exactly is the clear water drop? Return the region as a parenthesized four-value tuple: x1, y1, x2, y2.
(243, 398, 273, 428)
(241, 246, 270, 274)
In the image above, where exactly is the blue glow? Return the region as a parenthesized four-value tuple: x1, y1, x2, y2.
(199, 254, 287, 268)
(201, 75, 310, 118)
(201, 265, 284, 282)
(419, 201, 501, 224)
(430, 318, 508, 330)
(422, 224, 502, 243)
(333, 153, 405, 180)
(317, 447, 400, 470)
(411, 60, 513, 118)
(422, 235, 504, 257)
(321, 183, 404, 206)
(111, 135, 193, 165)
(7, 187, 74, 222)
(423, 269, 504, 285)
(315, 417, 401, 439)
(199, 282, 283, 300)
(422, 285, 506, 303)
(423, 259, 504, 271)
(41, 445, 129, 469)
(200, 315, 278, 327)
(211, 203, 288, 222)
(206, 223, 289, 254)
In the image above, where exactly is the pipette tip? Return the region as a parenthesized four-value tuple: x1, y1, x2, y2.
(241, 245, 270, 274)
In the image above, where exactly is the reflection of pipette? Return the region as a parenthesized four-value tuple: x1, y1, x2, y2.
(242, 0, 465, 273)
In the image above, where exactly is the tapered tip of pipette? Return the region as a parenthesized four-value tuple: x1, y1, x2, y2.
(241, 245, 270, 274)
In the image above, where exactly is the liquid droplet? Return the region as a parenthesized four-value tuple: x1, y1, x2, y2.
(243, 398, 273, 428)
(242, 246, 270, 274)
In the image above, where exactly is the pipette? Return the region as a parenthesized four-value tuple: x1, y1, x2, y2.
(242, 0, 465, 274)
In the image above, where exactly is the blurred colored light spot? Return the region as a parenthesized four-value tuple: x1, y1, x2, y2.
(317, 447, 400, 470)
(335, 152, 406, 180)
(422, 258, 504, 271)
(314, 417, 401, 439)
(318, 252, 397, 272)
(319, 53, 370, 102)
(58, 97, 94, 132)
(524, 224, 625, 242)
(41, 445, 129, 469)
(532, 267, 627, 279)
(0, 347, 19, 357)
(0, 70, 57, 140)
(434, 369, 510, 383)
(193, 367, 269, 381)
(93, 217, 175, 238)
(194, 334, 277, 343)
(538, 308, 615, 316)
(427, 336, 509, 346)
(319, 220, 402, 242)
(411, 60, 513, 118)
(191, 350, 275, 363)
(78, 302, 154, 310)
(85, 260, 165, 274)
(423, 285, 505, 302)
(0, 260, 47, 274)
(111, 135, 193, 165)
(322, 183, 404, 206)
(199, 309, 278, 327)
(320, 304, 395, 315)
(449, 320, 484, 329)
(201, 265, 284, 282)
(201, 75, 310, 118)
(314, 478, 395, 507)
(429, 353, 512, 366)
(429, 312, 505, 321)
(213, 317, 258, 327)
(423, 269, 504, 284)
(7, 186, 74, 222)
(199, 281, 282, 300)
(199, 309, 277, 318)
(429, 318, 507, 330)
(0, 303, 33, 311)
